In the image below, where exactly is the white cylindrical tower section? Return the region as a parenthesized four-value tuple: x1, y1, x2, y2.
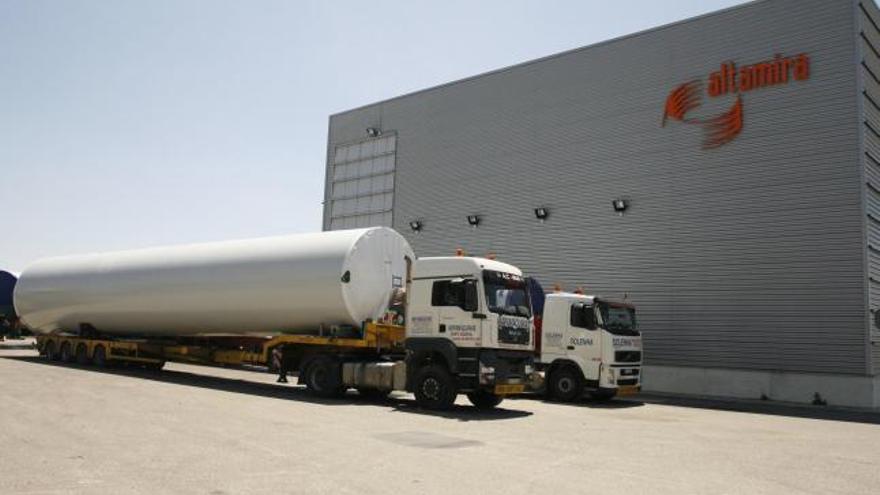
(14, 228, 414, 337)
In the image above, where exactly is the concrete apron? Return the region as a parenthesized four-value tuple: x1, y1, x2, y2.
(643, 365, 880, 410)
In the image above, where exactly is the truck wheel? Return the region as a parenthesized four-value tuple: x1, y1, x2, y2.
(44, 340, 58, 361)
(59, 341, 74, 363)
(304, 357, 346, 398)
(590, 389, 617, 401)
(75, 343, 90, 365)
(93, 345, 107, 368)
(413, 365, 457, 410)
(549, 367, 582, 402)
(466, 390, 503, 410)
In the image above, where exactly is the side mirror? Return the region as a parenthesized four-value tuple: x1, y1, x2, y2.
(583, 307, 597, 330)
(462, 280, 479, 312)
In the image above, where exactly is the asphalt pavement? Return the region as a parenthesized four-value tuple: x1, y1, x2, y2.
(1, 345, 878, 495)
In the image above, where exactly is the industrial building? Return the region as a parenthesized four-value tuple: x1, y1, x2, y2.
(323, 0, 880, 408)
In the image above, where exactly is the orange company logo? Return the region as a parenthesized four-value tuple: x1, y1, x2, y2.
(662, 53, 811, 148)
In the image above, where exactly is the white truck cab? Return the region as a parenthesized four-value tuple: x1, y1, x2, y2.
(404, 256, 534, 408)
(534, 292, 642, 401)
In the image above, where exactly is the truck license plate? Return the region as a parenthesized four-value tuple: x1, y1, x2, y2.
(494, 384, 525, 395)
(617, 385, 640, 396)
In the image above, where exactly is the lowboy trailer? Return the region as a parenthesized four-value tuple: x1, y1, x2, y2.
(36, 322, 411, 397)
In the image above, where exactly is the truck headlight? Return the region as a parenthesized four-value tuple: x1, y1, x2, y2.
(524, 364, 534, 375)
(604, 367, 615, 384)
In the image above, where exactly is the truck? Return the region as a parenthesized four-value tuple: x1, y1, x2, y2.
(527, 280, 642, 402)
(15, 227, 534, 410)
(0, 270, 20, 339)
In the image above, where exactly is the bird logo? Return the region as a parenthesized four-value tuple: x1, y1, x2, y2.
(661, 79, 744, 149)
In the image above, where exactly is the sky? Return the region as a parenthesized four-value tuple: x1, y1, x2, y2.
(0, 0, 747, 272)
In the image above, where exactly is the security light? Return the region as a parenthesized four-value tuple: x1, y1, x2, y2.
(366, 127, 381, 137)
(612, 199, 629, 213)
(534, 207, 549, 221)
(409, 220, 422, 232)
(467, 215, 481, 227)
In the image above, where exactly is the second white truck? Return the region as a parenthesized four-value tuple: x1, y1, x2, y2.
(528, 283, 642, 401)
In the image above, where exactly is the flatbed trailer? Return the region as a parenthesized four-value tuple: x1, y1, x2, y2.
(35, 322, 406, 377)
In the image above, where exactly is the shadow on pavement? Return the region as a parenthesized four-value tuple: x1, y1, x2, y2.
(509, 391, 880, 425)
(1, 355, 532, 422)
(508, 394, 646, 409)
(636, 392, 880, 425)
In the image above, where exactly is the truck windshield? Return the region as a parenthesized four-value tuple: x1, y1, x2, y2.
(598, 302, 639, 336)
(483, 271, 531, 318)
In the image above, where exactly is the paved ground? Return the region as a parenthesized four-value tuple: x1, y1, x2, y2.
(1, 344, 879, 495)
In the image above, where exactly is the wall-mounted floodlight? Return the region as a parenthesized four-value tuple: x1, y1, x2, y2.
(366, 127, 382, 137)
(467, 215, 481, 227)
(534, 207, 549, 221)
(409, 220, 423, 232)
(612, 199, 629, 214)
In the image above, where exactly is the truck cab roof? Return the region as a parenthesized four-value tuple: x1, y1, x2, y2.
(545, 292, 634, 309)
(546, 292, 596, 305)
(414, 257, 522, 279)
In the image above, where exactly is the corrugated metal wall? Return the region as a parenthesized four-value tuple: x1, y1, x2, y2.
(858, 0, 880, 375)
(325, 0, 870, 375)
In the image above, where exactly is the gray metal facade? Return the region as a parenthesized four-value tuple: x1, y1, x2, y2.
(325, 0, 879, 377)
(859, 0, 880, 375)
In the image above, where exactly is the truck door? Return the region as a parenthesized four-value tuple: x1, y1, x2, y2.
(568, 302, 602, 382)
(430, 278, 480, 347)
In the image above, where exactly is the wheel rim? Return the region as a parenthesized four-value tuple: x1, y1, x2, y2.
(557, 376, 575, 394)
(309, 366, 327, 391)
(421, 377, 442, 401)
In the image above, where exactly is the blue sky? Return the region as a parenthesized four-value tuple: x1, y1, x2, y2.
(0, 0, 746, 272)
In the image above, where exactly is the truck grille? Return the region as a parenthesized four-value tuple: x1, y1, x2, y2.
(615, 351, 641, 363)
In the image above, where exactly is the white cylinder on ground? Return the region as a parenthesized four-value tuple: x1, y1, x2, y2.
(14, 227, 414, 337)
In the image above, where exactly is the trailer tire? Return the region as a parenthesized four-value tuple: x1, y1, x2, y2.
(548, 366, 582, 402)
(44, 340, 58, 361)
(413, 365, 457, 410)
(303, 357, 346, 398)
(93, 345, 107, 368)
(466, 390, 503, 410)
(75, 343, 90, 365)
(59, 341, 74, 363)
